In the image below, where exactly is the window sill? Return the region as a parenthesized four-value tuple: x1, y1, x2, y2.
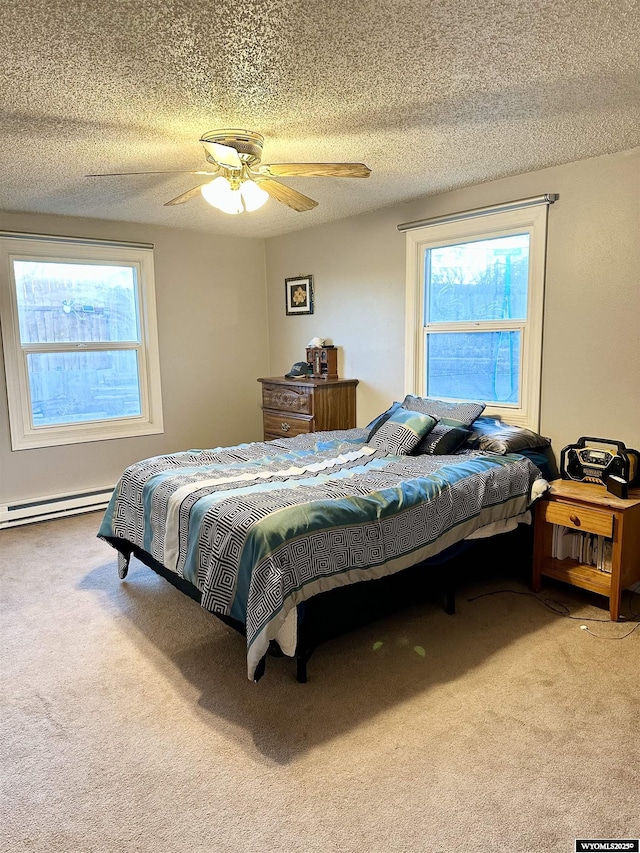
(10, 418, 164, 450)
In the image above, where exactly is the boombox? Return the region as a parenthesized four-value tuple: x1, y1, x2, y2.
(560, 437, 639, 488)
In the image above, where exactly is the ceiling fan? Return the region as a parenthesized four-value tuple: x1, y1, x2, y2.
(87, 129, 371, 215)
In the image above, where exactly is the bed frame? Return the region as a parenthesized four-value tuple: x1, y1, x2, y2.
(106, 531, 532, 683)
(101, 436, 549, 682)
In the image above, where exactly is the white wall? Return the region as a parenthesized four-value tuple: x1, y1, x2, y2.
(265, 148, 640, 459)
(0, 211, 269, 504)
(1, 148, 637, 509)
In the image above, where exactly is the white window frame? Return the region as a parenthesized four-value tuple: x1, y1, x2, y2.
(404, 204, 550, 430)
(0, 234, 163, 450)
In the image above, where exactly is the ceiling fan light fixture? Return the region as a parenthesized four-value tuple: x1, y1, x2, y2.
(88, 129, 370, 215)
(200, 176, 243, 214)
(201, 176, 268, 214)
(239, 179, 268, 211)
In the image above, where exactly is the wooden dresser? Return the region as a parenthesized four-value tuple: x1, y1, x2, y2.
(258, 376, 358, 441)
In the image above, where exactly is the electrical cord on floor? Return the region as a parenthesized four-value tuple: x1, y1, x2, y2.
(579, 620, 640, 639)
(466, 588, 640, 639)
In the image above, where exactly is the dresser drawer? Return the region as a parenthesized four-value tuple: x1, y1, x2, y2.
(263, 412, 313, 438)
(261, 384, 312, 415)
(541, 500, 614, 538)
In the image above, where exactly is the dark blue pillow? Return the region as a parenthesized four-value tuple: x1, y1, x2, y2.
(414, 423, 470, 456)
(465, 416, 551, 454)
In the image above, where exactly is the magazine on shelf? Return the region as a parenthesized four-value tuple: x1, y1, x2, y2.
(551, 525, 612, 572)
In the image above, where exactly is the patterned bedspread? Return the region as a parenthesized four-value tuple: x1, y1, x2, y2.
(98, 428, 546, 679)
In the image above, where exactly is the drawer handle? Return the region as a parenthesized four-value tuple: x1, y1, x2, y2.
(280, 422, 291, 432)
(569, 514, 581, 526)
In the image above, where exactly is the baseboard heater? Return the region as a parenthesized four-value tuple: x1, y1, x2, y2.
(0, 487, 114, 529)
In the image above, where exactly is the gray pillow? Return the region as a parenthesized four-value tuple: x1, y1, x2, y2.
(402, 395, 485, 428)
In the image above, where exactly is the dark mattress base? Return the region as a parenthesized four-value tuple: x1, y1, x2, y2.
(106, 525, 532, 682)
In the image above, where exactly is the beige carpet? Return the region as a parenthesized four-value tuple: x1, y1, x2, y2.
(1, 512, 638, 853)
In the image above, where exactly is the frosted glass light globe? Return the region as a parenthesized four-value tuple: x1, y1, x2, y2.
(239, 180, 269, 212)
(201, 177, 243, 214)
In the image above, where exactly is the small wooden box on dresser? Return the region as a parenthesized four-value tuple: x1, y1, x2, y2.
(258, 376, 358, 440)
(532, 479, 640, 620)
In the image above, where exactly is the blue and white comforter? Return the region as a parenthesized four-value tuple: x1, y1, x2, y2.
(98, 428, 546, 679)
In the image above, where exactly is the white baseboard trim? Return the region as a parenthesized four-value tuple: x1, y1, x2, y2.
(0, 486, 114, 529)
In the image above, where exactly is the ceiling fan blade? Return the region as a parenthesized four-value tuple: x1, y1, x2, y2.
(255, 178, 318, 212)
(164, 185, 207, 206)
(259, 163, 371, 178)
(86, 170, 219, 177)
(199, 139, 243, 169)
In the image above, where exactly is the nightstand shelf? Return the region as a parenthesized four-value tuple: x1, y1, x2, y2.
(535, 557, 612, 597)
(532, 479, 640, 620)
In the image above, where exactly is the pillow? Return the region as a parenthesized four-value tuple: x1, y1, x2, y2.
(402, 395, 484, 456)
(413, 423, 470, 456)
(369, 408, 438, 455)
(465, 416, 551, 454)
(365, 401, 402, 441)
(402, 394, 485, 427)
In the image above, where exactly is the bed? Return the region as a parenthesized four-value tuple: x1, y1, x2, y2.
(98, 396, 550, 682)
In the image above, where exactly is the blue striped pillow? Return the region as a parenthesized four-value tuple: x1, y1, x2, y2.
(369, 408, 438, 455)
(366, 401, 402, 441)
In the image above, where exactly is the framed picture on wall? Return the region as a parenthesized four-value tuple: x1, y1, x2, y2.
(285, 275, 314, 315)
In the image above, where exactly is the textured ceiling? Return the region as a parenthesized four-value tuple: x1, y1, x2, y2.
(0, 0, 638, 238)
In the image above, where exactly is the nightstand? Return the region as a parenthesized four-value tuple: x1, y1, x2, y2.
(258, 376, 358, 441)
(532, 479, 640, 620)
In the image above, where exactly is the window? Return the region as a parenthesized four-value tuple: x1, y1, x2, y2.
(0, 234, 163, 449)
(404, 202, 552, 429)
